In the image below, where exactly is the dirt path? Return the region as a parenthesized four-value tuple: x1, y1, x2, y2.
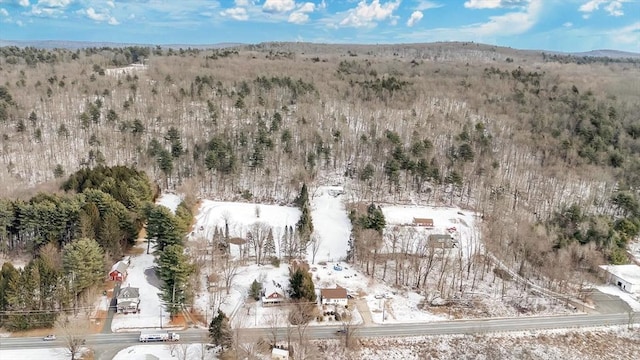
(354, 299, 375, 326)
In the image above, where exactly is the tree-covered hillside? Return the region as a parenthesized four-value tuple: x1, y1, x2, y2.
(0, 42, 638, 293)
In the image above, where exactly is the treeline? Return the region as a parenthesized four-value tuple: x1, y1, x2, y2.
(549, 191, 640, 264)
(0, 166, 157, 330)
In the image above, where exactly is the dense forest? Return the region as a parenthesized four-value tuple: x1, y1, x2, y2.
(0, 42, 639, 319)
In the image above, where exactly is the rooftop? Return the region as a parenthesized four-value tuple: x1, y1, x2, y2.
(600, 264, 640, 284)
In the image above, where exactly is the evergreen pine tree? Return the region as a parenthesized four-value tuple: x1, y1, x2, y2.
(209, 310, 233, 349)
(157, 244, 192, 315)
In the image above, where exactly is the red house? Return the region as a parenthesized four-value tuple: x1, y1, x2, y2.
(109, 261, 128, 282)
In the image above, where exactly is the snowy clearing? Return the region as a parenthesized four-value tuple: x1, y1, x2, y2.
(157, 192, 183, 214)
(309, 186, 352, 263)
(0, 347, 88, 360)
(112, 343, 217, 360)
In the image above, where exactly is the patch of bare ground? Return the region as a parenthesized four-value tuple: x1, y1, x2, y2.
(314, 327, 640, 360)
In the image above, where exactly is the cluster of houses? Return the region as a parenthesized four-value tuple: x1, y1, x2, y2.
(108, 258, 141, 314)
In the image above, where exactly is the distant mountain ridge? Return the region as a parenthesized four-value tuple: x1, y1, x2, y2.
(0, 39, 244, 50)
(0, 39, 638, 58)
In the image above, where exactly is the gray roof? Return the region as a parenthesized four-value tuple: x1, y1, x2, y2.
(110, 261, 128, 274)
(117, 286, 140, 299)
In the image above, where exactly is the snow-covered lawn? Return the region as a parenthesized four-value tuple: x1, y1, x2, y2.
(110, 193, 184, 332)
(111, 242, 175, 332)
(309, 186, 352, 263)
(112, 344, 217, 360)
(0, 348, 88, 360)
(189, 199, 300, 258)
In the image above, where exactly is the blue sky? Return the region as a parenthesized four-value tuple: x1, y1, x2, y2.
(0, 1, 638, 52)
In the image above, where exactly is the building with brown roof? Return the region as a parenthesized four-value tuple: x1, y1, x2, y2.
(320, 287, 348, 306)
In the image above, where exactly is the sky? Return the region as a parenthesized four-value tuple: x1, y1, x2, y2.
(0, 0, 638, 53)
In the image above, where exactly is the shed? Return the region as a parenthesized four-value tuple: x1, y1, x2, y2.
(428, 234, 458, 248)
(413, 218, 434, 227)
(109, 261, 128, 282)
(271, 347, 290, 360)
(599, 264, 640, 293)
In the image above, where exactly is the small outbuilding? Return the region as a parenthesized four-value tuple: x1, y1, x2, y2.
(413, 218, 434, 227)
(599, 264, 640, 293)
(428, 234, 458, 248)
(271, 347, 290, 360)
(109, 261, 128, 282)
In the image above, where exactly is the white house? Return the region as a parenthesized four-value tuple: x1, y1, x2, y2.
(320, 287, 348, 306)
(599, 264, 640, 293)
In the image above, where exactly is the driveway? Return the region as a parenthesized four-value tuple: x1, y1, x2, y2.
(586, 289, 632, 314)
(354, 299, 375, 326)
(101, 283, 120, 334)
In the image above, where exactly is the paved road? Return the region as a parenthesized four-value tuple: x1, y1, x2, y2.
(102, 283, 120, 334)
(2, 312, 639, 353)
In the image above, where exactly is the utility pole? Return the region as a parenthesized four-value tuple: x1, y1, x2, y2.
(160, 307, 163, 329)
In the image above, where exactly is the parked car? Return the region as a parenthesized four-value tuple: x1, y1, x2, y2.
(335, 329, 346, 335)
(43, 334, 56, 341)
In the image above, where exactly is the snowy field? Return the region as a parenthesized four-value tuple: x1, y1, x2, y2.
(189, 199, 301, 258)
(0, 348, 88, 360)
(105, 64, 148, 77)
(309, 186, 352, 263)
(381, 205, 480, 259)
(112, 344, 217, 360)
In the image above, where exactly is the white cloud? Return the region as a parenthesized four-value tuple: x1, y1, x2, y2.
(263, 0, 296, 13)
(85, 7, 108, 21)
(604, 1, 624, 16)
(608, 21, 640, 50)
(471, 0, 541, 36)
(220, 7, 249, 21)
(339, 0, 401, 28)
(37, 0, 72, 7)
(16, 19, 24, 26)
(464, 0, 503, 8)
(464, 0, 530, 9)
(563, 21, 573, 27)
(0, 8, 8, 17)
(298, 2, 315, 13)
(416, 1, 442, 10)
(579, 0, 628, 16)
(288, 2, 315, 23)
(288, 11, 309, 23)
(407, 10, 423, 27)
(19, 0, 30, 7)
(235, 0, 250, 6)
(107, 1, 115, 8)
(108, 16, 119, 25)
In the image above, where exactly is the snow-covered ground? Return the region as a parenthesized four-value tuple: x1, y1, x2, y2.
(0, 348, 89, 360)
(189, 200, 301, 257)
(111, 241, 175, 332)
(596, 285, 640, 311)
(112, 344, 217, 360)
(381, 205, 479, 259)
(630, 240, 640, 264)
(110, 193, 184, 332)
(309, 186, 352, 263)
(105, 64, 148, 77)
(318, 326, 640, 360)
